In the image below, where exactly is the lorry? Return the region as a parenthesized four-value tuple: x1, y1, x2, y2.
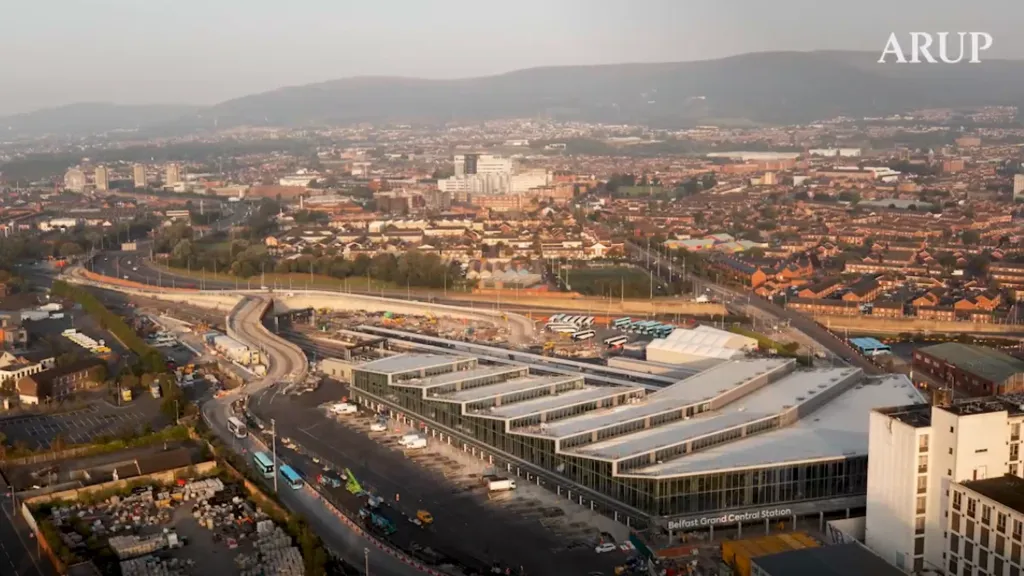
(484, 476, 516, 492)
(398, 433, 421, 446)
(368, 510, 396, 535)
(317, 473, 342, 488)
(150, 383, 162, 399)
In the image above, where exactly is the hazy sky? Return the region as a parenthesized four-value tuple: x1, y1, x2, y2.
(1, 0, 1020, 116)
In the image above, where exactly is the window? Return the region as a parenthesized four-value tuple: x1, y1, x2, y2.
(1015, 519, 1023, 542)
(951, 533, 961, 554)
(1013, 443, 1020, 461)
(953, 513, 962, 533)
(1000, 513, 1009, 534)
(966, 541, 975, 561)
(1013, 542, 1021, 564)
(916, 516, 926, 535)
(949, 558, 958, 575)
(915, 536, 925, 555)
(913, 558, 924, 573)
(982, 527, 990, 548)
(969, 520, 977, 540)
(1012, 423, 1020, 441)
(950, 447, 955, 455)
(918, 454, 928, 474)
(1012, 463, 1019, 477)
(995, 557, 1004, 575)
(920, 434, 930, 452)
(917, 475, 928, 494)
(955, 491, 964, 511)
(917, 496, 927, 515)
(984, 505, 992, 525)
(980, 549, 989, 569)
(969, 498, 978, 518)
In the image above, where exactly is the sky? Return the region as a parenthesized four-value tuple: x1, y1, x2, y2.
(0, 0, 1020, 116)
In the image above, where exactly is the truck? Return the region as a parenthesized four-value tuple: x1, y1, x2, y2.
(404, 437, 427, 450)
(317, 473, 342, 488)
(368, 510, 396, 535)
(398, 433, 421, 446)
(120, 388, 133, 402)
(484, 476, 516, 492)
(150, 383, 162, 399)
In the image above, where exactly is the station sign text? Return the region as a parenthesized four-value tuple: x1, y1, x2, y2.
(668, 508, 792, 531)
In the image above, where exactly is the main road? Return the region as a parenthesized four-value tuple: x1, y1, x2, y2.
(627, 241, 882, 375)
(202, 296, 425, 576)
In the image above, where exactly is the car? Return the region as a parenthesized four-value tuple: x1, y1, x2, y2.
(312, 457, 321, 464)
(595, 543, 617, 554)
(123, 275, 129, 280)
(132, 267, 138, 271)
(408, 517, 423, 528)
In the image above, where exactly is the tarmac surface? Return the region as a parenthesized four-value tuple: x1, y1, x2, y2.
(0, 395, 165, 450)
(250, 383, 628, 576)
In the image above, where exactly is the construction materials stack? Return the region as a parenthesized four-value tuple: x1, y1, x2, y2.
(235, 521, 304, 576)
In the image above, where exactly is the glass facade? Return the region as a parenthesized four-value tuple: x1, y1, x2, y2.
(353, 368, 870, 519)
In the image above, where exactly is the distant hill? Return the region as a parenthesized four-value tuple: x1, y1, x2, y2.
(0, 103, 199, 137)
(8, 51, 1024, 134)
(187, 51, 1024, 127)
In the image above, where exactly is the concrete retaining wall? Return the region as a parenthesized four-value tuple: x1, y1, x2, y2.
(813, 315, 1024, 337)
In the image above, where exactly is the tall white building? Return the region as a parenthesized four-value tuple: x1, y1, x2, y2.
(442, 154, 548, 196)
(867, 398, 1024, 574)
(165, 163, 181, 186)
(133, 164, 147, 189)
(94, 165, 109, 191)
(1014, 174, 1024, 200)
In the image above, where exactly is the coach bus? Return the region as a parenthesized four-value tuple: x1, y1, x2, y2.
(253, 451, 275, 478)
(613, 317, 632, 329)
(603, 335, 629, 347)
(571, 330, 597, 342)
(279, 465, 303, 489)
(227, 416, 247, 439)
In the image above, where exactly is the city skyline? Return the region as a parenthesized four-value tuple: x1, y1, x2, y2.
(1, 0, 1022, 116)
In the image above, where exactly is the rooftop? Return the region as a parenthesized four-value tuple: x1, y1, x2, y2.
(629, 375, 923, 476)
(752, 542, 905, 576)
(358, 353, 467, 375)
(480, 385, 641, 420)
(961, 474, 1024, 515)
(393, 365, 525, 389)
(919, 342, 1024, 384)
(435, 374, 581, 404)
(569, 367, 860, 461)
(533, 359, 793, 439)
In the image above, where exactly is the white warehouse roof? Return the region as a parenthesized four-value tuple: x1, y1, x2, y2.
(646, 326, 758, 364)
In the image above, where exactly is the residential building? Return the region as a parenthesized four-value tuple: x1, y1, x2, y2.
(867, 398, 1024, 573)
(0, 352, 54, 391)
(64, 168, 86, 192)
(16, 358, 106, 404)
(133, 164, 147, 189)
(94, 165, 109, 191)
(1014, 174, 1024, 201)
(165, 163, 181, 186)
(913, 343, 1024, 397)
(947, 474, 1024, 576)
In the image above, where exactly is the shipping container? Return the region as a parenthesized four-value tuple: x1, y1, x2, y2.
(722, 533, 819, 576)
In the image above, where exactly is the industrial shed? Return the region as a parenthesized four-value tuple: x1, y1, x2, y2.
(645, 325, 757, 365)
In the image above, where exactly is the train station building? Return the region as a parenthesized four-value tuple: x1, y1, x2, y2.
(350, 353, 926, 532)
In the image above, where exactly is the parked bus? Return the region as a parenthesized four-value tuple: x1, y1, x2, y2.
(279, 465, 303, 489)
(253, 451, 275, 478)
(549, 325, 578, 334)
(571, 330, 597, 342)
(613, 317, 632, 328)
(654, 326, 674, 338)
(548, 314, 566, 323)
(604, 335, 629, 347)
(545, 322, 576, 331)
(227, 416, 247, 439)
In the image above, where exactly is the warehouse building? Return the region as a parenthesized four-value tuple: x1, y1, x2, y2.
(751, 542, 902, 576)
(912, 342, 1024, 397)
(644, 325, 758, 366)
(351, 353, 925, 531)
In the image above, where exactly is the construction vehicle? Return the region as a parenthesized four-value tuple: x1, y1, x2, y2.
(317, 473, 342, 488)
(416, 510, 433, 525)
(542, 341, 555, 356)
(368, 510, 396, 535)
(120, 388, 133, 402)
(150, 382, 162, 399)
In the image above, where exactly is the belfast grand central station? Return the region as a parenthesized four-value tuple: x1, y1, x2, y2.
(348, 351, 924, 533)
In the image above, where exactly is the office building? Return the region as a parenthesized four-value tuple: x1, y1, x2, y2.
(133, 164, 147, 189)
(64, 168, 86, 193)
(165, 163, 181, 186)
(867, 397, 1024, 573)
(94, 165, 109, 191)
(1014, 174, 1024, 200)
(947, 474, 1024, 575)
(351, 353, 924, 531)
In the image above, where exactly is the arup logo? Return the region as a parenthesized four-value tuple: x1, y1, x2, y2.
(879, 32, 993, 64)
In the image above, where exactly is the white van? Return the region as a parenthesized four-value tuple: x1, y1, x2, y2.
(398, 433, 422, 446)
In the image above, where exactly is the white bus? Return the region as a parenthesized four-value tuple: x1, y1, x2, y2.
(571, 330, 596, 341)
(549, 325, 578, 334)
(227, 416, 247, 439)
(546, 322, 577, 332)
(582, 316, 595, 327)
(603, 335, 629, 347)
(548, 314, 566, 323)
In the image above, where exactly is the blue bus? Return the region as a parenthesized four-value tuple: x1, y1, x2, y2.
(613, 317, 632, 328)
(253, 451, 275, 478)
(653, 326, 674, 338)
(280, 465, 303, 489)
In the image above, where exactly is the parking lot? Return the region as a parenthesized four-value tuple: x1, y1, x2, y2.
(0, 396, 166, 450)
(256, 389, 634, 576)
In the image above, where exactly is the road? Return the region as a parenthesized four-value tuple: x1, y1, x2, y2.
(0, 474, 51, 576)
(627, 241, 882, 375)
(209, 295, 425, 576)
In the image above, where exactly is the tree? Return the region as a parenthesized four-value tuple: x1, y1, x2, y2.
(59, 242, 83, 258)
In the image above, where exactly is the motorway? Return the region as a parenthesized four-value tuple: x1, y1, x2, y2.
(627, 241, 882, 375)
(203, 296, 426, 576)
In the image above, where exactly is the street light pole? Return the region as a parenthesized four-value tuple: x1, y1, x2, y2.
(364, 547, 370, 576)
(272, 418, 278, 493)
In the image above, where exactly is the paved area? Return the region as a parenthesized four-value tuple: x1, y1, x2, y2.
(0, 397, 165, 450)
(252, 383, 631, 576)
(0, 473, 52, 576)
